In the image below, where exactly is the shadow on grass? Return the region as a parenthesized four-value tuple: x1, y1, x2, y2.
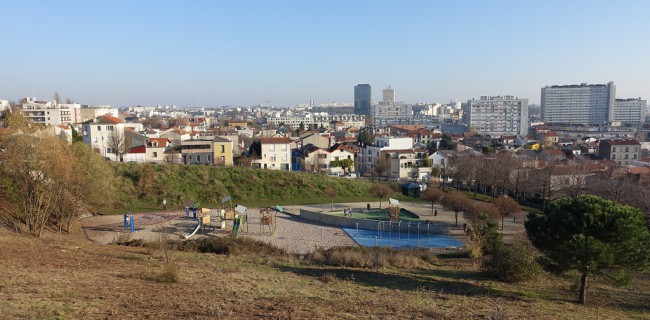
(277, 265, 525, 300)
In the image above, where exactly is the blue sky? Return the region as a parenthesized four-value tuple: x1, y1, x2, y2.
(1, 0, 649, 107)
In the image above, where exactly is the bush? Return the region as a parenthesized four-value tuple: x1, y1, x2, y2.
(482, 239, 542, 283)
(156, 263, 179, 283)
(306, 246, 436, 269)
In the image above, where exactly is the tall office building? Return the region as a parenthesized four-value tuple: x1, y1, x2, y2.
(541, 82, 615, 125)
(613, 98, 646, 123)
(354, 84, 371, 116)
(382, 86, 395, 104)
(466, 96, 528, 136)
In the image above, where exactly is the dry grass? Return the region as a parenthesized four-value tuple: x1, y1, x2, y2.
(0, 229, 648, 319)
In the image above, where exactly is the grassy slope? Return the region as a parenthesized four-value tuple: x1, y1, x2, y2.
(1, 230, 648, 319)
(111, 163, 407, 213)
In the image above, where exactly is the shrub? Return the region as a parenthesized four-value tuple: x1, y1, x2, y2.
(157, 263, 179, 283)
(482, 239, 542, 283)
(320, 272, 337, 283)
(306, 246, 436, 269)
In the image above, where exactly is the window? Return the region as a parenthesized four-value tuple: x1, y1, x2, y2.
(220, 145, 225, 152)
(271, 154, 276, 162)
(318, 154, 327, 159)
(270, 144, 276, 151)
(97, 126, 101, 131)
(107, 126, 114, 131)
(207, 155, 211, 162)
(153, 152, 158, 158)
(196, 155, 201, 162)
(282, 144, 287, 151)
(282, 154, 287, 161)
(221, 156, 225, 163)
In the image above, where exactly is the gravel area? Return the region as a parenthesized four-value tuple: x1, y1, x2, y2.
(80, 208, 358, 255)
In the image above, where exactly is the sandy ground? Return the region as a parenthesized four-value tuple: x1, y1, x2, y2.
(81, 201, 526, 254)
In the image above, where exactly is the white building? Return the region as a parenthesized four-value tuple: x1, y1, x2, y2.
(20, 97, 81, 126)
(82, 115, 144, 160)
(613, 98, 646, 124)
(266, 114, 365, 130)
(252, 137, 292, 170)
(541, 82, 615, 125)
(0, 100, 9, 112)
(357, 137, 414, 175)
(466, 95, 528, 136)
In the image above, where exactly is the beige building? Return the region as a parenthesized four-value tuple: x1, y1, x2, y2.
(252, 137, 292, 170)
(213, 137, 234, 166)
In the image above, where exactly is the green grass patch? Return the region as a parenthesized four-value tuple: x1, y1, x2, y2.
(107, 163, 417, 212)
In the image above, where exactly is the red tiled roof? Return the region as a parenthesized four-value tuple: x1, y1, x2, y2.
(260, 137, 291, 144)
(147, 138, 171, 148)
(57, 125, 69, 130)
(102, 114, 125, 124)
(129, 145, 146, 154)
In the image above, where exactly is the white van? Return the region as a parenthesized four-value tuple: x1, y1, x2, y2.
(345, 173, 357, 179)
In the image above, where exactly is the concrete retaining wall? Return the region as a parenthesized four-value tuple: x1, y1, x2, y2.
(299, 209, 449, 235)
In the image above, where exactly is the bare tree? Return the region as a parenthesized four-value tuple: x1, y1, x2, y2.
(420, 187, 444, 216)
(53, 91, 61, 104)
(371, 183, 394, 209)
(373, 153, 391, 181)
(440, 191, 470, 227)
(323, 187, 338, 212)
(493, 196, 520, 230)
(107, 130, 128, 162)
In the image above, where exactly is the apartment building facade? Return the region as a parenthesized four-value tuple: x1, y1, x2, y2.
(541, 82, 615, 125)
(466, 95, 528, 136)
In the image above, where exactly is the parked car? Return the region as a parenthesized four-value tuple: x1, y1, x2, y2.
(345, 173, 358, 179)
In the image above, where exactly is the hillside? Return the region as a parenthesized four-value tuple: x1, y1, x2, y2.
(1, 230, 648, 319)
(111, 163, 383, 211)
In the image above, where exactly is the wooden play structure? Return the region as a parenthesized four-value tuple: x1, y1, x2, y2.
(259, 207, 277, 235)
(388, 198, 400, 222)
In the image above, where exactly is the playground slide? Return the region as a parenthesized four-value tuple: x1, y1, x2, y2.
(231, 218, 241, 237)
(184, 222, 202, 239)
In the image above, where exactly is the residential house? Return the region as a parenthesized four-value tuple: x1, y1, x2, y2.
(303, 147, 332, 173)
(213, 137, 234, 166)
(357, 137, 414, 175)
(386, 148, 431, 181)
(147, 138, 172, 163)
(181, 139, 213, 164)
(598, 139, 641, 165)
(82, 115, 144, 160)
(252, 137, 292, 170)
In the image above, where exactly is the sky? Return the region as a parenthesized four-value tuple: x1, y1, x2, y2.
(1, 0, 649, 107)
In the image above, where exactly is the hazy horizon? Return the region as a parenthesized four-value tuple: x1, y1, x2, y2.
(2, 0, 649, 107)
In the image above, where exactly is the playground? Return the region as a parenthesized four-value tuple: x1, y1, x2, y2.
(81, 197, 474, 254)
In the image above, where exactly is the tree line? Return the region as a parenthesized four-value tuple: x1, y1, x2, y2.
(443, 151, 650, 227)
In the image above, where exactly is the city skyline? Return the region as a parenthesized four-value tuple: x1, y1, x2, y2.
(1, 1, 649, 107)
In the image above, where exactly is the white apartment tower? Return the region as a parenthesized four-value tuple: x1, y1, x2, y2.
(541, 82, 616, 125)
(613, 98, 646, 123)
(466, 96, 528, 136)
